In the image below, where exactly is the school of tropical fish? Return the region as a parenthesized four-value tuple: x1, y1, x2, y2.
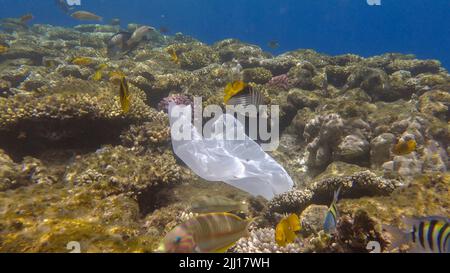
(0, 1, 448, 253)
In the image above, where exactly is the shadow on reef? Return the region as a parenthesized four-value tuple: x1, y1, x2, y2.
(0, 118, 126, 162)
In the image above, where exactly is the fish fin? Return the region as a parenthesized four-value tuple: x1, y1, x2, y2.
(333, 185, 342, 204)
(382, 224, 410, 251)
(248, 216, 260, 225)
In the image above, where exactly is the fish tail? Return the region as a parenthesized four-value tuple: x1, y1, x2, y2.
(333, 185, 342, 204)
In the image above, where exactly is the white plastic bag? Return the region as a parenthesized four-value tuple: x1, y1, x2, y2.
(168, 104, 293, 200)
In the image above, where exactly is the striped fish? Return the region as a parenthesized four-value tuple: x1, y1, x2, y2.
(384, 216, 450, 253)
(226, 84, 264, 113)
(323, 186, 342, 234)
(160, 213, 255, 253)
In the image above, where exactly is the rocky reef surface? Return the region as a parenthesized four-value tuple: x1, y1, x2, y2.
(0, 23, 448, 253)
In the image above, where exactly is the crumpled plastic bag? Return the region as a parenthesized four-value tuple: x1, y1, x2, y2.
(168, 104, 293, 200)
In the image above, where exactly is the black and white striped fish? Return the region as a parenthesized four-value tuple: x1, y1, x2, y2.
(226, 84, 264, 115)
(384, 216, 450, 253)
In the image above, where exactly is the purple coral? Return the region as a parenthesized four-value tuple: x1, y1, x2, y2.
(267, 74, 291, 90)
(158, 94, 193, 113)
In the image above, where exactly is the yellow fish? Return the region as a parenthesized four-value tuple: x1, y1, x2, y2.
(119, 76, 131, 114)
(0, 45, 9, 54)
(275, 213, 301, 247)
(223, 80, 247, 104)
(393, 136, 417, 156)
(93, 64, 108, 81)
(166, 48, 180, 64)
(159, 212, 255, 253)
(72, 57, 93, 66)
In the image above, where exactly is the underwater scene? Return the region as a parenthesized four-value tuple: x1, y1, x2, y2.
(0, 0, 449, 254)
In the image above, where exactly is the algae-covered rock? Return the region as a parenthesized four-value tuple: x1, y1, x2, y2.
(0, 183, 157, 253)
(268, 168, 401, 216)
(213, 39, 266, 64)
(385, 59, 442, 76)
(370, 133, 396, 168)
(242, 67, 273, 84)
(334, 134, 370, 165)
(169, 42, 219, 70)
(338, 173, 450, 248)
(287, 62, 319, 90)
(0, 149, 21, 191)
(65, 146, 187, 198)
(120, 118, 171, 154)
(299, 205, 328, 237)
(418, 90, 450, 121)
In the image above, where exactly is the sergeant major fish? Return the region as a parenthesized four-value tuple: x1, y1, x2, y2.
(383, 216, 449, 253)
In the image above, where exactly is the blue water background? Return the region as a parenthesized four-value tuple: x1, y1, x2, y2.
(1, 0, 449, 68)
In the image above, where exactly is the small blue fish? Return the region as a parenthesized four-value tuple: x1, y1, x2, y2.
(323, 186, 342, 234)
(383, 216, 450, 253)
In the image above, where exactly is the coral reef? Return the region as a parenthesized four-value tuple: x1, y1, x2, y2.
(268, 163, 402, 216)
(0, 22, 448, 253)
(120, 119, 171, 154)
(157, 94, 193, 113)
(64, 146, 186, 199)
(232, 228, 303, 253)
